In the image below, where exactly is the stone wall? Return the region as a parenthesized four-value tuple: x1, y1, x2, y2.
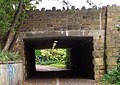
(0, 62, 23, 85)
(12, 6, 107, 80)
(106, 5, 120, 70)
(13, 6, 107, 59)
(21, 6, 106, 32)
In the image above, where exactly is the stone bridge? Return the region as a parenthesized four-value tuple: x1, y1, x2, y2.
(4, 5, 120, 81)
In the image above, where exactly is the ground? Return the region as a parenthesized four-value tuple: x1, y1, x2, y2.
(23, 78, 96, 85)
(36, 65, 67, 71)
(22, 65, 96, 85)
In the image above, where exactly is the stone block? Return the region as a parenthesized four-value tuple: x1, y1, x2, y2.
(94, 74, 103, 81)
(112, 48, 120, 56)
(95, 69, 105, 75)
(93, 50, 104, 58)
(94, 65, 105, 70)
(106, 49, 113, 57)
(107, 65, 117, 71)
(107, 57, 117, 66)
(99, 70, 105, 74)
(94, 58, 104, 65)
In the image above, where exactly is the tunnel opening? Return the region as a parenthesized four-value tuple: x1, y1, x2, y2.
(23, 36, 94, 79)
(35, 48, 70, 71)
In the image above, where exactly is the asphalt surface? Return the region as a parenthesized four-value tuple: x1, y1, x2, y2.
(36, 65, 67, 71)
(23, 78, 96, 85)
(23, 65, 96, 85)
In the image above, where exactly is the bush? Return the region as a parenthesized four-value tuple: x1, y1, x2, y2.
(100, 68, 120, 84)
(50, 63, 66, 68)
(35, 49, 69, 66)
(0, 51, 20, 62)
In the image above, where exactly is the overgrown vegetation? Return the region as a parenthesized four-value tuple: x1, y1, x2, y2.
(0, 43, 20, 62)
(0, 0, 41, 52)
(0, 0, 40, 62)
(49, 63, 66, 68)
(0, 0, 34, 37)
(35, 49, 70, 68)
(0, 51, 20, 62)
(100, 68, 120, 84)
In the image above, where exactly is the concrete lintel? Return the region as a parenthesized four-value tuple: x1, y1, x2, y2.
(19, 30, 104, 39)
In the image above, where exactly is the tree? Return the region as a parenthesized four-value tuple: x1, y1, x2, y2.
(0, 0, 39, 53)
(87, 0, 94, 6)
(35, 49, 68, 66)
(2, 0, 24, 53)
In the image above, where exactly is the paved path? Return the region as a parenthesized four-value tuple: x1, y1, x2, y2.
(36, 65, 67, 71)
(23, 65, 96, 85)
(23, 78, 96, 85)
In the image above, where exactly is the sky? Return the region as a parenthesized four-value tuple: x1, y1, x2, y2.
(31, 0, 120, 10)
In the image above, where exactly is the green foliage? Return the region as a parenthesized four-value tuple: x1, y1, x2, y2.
(100, 47, 120, 85)
(39, 61, 56, 65)
(0, 0, 39, 39)
(0, 51, 20, 62)
(100, 68, 120, 85)
(35, 49, 69, 67)
(35, 50, 41, 57)
(0, 0, 16, 37)
(50, 63, 66, 68)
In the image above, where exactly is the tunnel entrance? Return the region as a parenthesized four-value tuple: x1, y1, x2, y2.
(23, 36, 94, 79)
(35, 48, 70, 71)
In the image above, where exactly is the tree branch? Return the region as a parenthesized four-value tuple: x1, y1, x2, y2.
(2, 0, 23, 53)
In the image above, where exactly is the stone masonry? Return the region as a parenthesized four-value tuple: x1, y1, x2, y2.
(1, 5, 120, 80)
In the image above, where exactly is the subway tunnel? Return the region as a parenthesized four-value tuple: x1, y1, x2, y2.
(23, 36, 94, 79)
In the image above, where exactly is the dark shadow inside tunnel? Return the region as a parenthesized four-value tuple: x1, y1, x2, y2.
(23, 36, 94, 79)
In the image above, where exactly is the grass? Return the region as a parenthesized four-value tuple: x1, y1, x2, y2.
(49, 63, 66, 68)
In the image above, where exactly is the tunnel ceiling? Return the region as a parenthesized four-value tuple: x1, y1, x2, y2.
(23, 36, 93, 49)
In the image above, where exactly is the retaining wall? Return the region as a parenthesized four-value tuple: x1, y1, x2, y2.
(0, 61, 23, 85)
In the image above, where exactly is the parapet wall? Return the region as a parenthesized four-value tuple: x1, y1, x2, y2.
(21, 6, 106, 32)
